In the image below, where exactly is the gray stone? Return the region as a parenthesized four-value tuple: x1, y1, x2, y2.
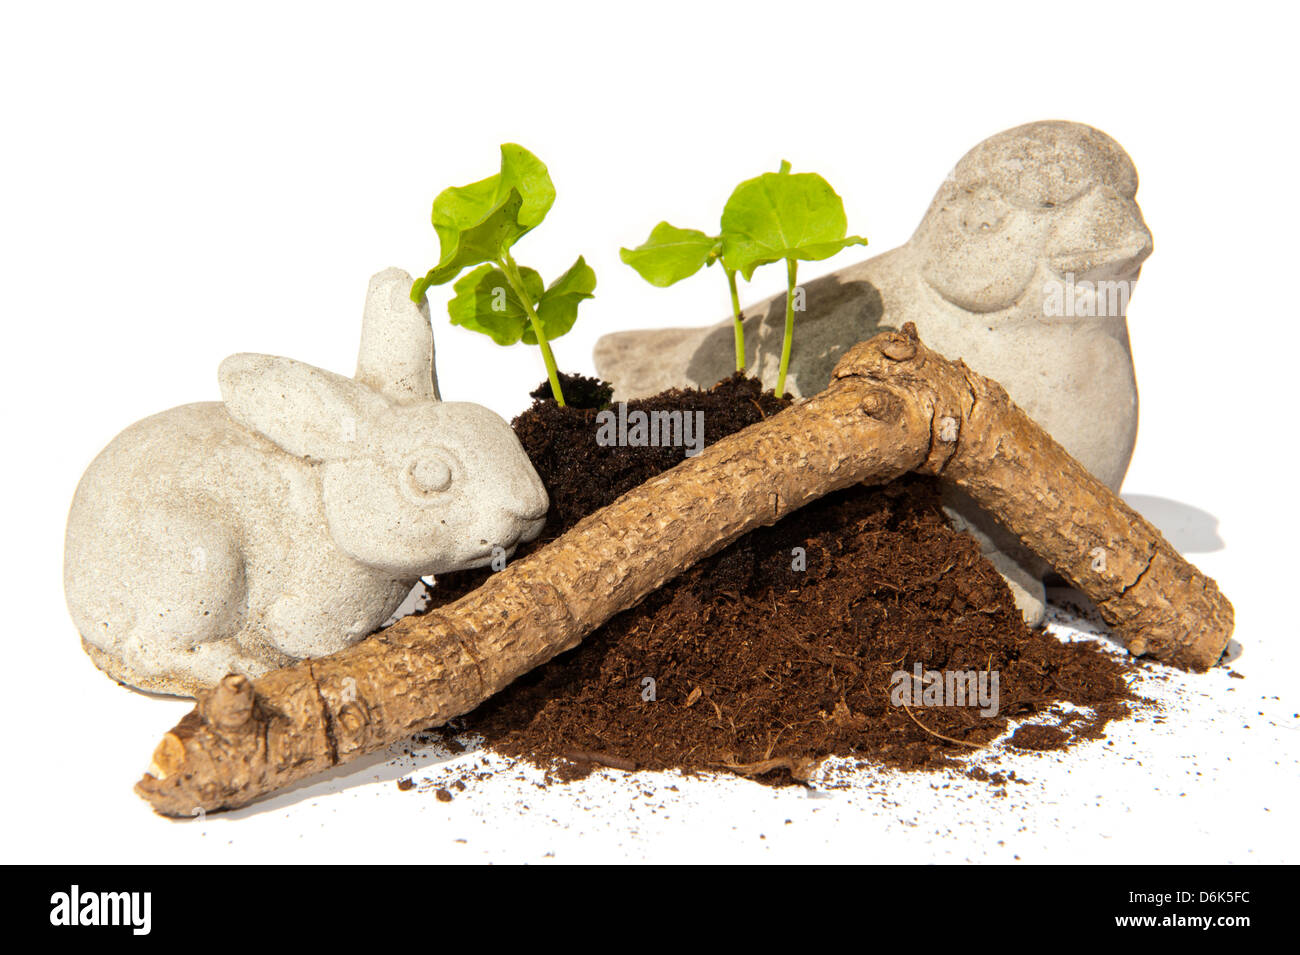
(595, 121, 1153, 624)
(65, 268, 549, 697)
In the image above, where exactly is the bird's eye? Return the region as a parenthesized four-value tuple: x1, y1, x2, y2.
(961, 186, 1009, 235)
(405, 455, 453, 497)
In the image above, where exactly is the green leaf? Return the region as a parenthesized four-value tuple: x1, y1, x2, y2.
(445, 257, 595, 347)
(526, 256, 597, 344)
(620, 222, 720, 287)
(719, 160, 867, 280)
(424, 144, 556, 287)
(418, 189, 523, 289)
(446, 263, 544, 346)
(410, 273, 433, 302)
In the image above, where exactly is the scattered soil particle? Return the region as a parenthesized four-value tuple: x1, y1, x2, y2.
(1008, 725, 1072, 751)
(423, 373, 1137, 785)
(435, 788, 453, 803)
(396, 777, 415, 792)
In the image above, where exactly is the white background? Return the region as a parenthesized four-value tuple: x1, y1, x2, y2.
(2, 1, 1296, 864)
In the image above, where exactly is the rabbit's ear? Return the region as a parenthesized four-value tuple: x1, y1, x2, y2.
(355, 267, 440, 404)
(219, 353, 386, 460)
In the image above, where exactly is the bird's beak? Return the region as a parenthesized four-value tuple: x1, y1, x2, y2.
(1047, 185, 1153, 283)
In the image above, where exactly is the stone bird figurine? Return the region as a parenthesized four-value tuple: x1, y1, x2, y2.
(594, 121, 1153, 623)
(65, 268, 550, 697)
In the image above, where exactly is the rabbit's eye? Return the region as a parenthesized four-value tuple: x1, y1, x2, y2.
(406, 457, 453, 496)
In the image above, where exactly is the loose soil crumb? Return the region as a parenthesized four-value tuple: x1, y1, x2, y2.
(1008, 725, 1072, 752)
(422, 373, 1137, 785)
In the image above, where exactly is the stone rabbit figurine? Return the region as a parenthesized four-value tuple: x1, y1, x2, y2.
(595, 121, 1153, 625)
(65, 268, 549, 697)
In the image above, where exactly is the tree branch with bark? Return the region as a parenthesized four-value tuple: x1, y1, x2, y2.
(136, 324, 1233, 816)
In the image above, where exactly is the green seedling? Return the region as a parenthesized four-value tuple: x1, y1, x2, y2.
(620, 224, 746, 372)
(721, 161, 866, 397)
(622, 162, 865, 396)
(412, 144, 594, 406)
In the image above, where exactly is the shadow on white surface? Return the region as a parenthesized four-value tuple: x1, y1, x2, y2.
(1122, 494, 1224, 554)
(214, 734, 469, 821)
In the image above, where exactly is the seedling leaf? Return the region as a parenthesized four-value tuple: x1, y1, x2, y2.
(619, 222, 720, 287)
(447, 257, 595, 347)
(720, 160, 867, 280)
(446, 263, 544, 346)
(417, 144, 556, 292)
(526, 256, 597, 344)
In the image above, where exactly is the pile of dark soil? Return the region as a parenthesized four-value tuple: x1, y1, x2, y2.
(422, 373, 1135, 784)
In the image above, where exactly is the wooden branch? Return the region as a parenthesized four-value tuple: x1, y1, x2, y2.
(832, 325, 1234, 670)
(135, 324, 1233, 816)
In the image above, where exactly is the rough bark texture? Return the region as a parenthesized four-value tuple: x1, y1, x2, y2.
(136, 325, 1233, 816)
(832, 327, 1234, 670)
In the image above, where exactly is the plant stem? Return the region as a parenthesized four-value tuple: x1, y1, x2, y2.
(776, 257, 798, 398)
(727, 267, 745, 374)
(497, 250, 566, 406)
